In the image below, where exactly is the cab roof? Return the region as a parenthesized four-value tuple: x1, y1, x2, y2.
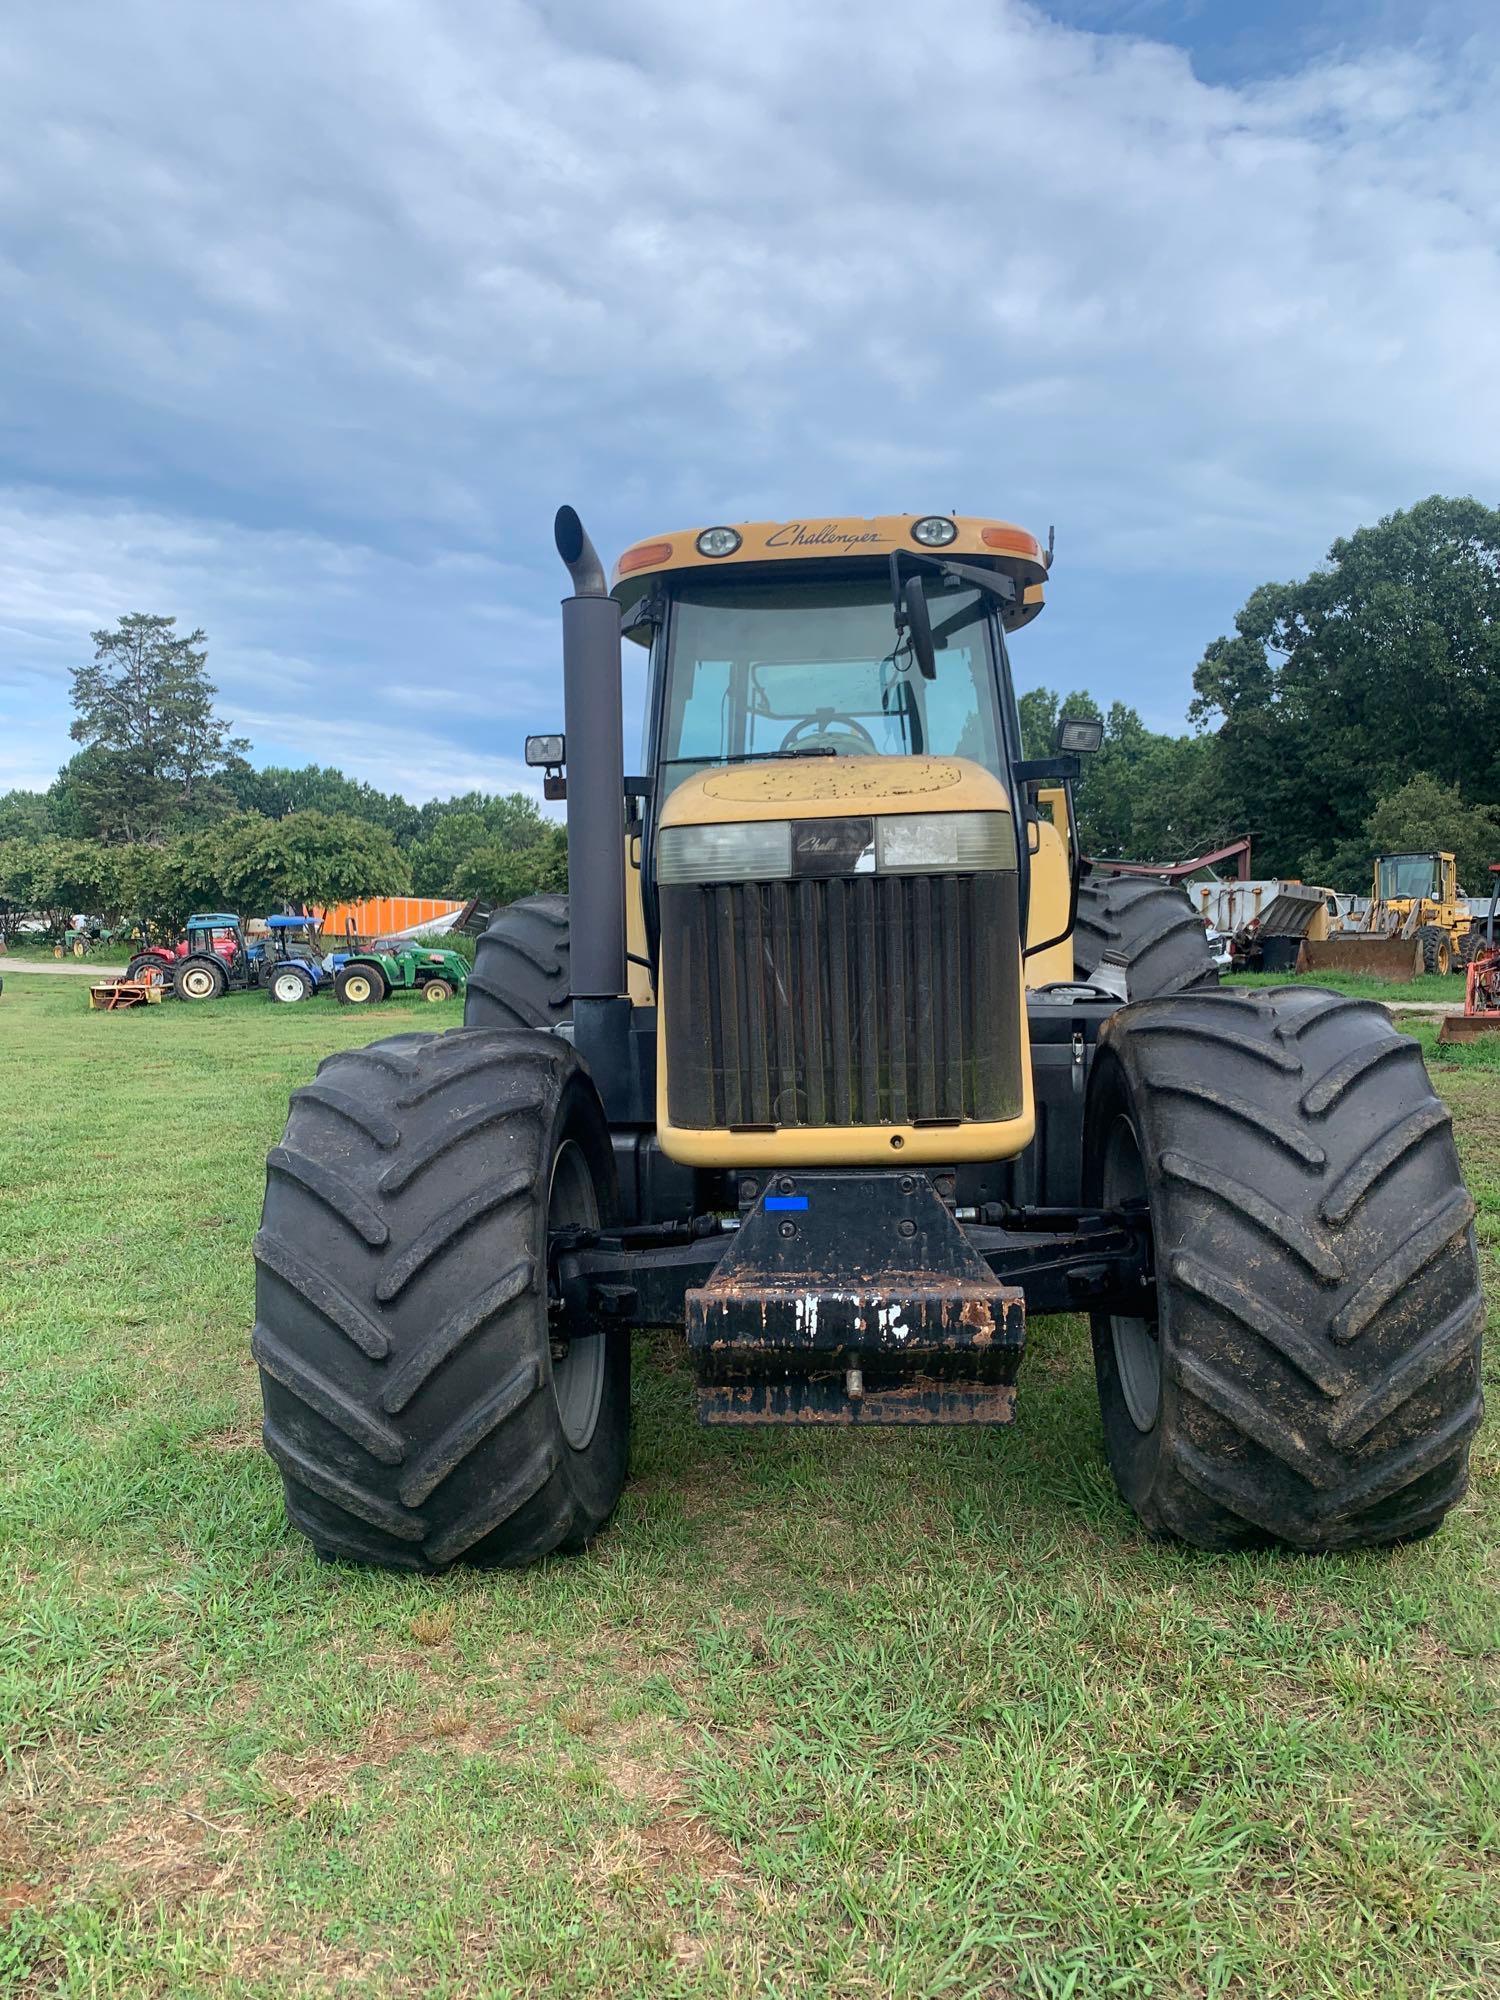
(611, 513, 1050, 632)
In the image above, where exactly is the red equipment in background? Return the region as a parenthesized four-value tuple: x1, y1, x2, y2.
(1439, 864, 1500, 1045)
(125, 915, 253, 991)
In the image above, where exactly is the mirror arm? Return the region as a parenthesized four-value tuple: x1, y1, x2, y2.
(1013, 754, 1081, 785)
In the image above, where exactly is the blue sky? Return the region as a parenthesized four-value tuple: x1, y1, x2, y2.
(2, 0, 1496, 802)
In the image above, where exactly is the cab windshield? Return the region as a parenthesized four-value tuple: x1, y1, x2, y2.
(1376, 856, 1438, 900)
(657, 576, 1001, 798)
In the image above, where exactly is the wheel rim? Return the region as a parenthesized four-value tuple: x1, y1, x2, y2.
(344, 973, 372, 1003)
(423, 981, 449, 1002)
(547, 1137, 606, 1451)
(182, 967, 216, 999)
(1104, 1112, 1160, 1432)
(273, 972, 304, 1002)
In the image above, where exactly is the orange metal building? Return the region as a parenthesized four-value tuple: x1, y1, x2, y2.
(313, 897, 464, 942)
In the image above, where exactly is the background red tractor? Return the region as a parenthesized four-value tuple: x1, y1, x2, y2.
(126, 914, 264, 997)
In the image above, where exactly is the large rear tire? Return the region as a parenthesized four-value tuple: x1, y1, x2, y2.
(1086, 986, 1483, 1551)
(465, 895, 571, 1031)
(1073, 874, 1218, 999)
(334, 963, 387, 1007)
(252, 1027, 628, 1570)
(127, 954, 172, 991)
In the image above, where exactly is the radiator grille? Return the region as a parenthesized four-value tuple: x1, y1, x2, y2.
(661, 872, 1023, 1130)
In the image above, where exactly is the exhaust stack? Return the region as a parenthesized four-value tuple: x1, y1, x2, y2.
(554, 505, 626, 1001)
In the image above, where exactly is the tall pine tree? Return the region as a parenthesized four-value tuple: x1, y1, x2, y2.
(68, 613, 248, 840)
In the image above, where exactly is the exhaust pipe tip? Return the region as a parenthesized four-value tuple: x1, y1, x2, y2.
(554, 505, 607, 598)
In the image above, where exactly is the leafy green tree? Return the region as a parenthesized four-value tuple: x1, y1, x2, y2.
(452, 825, 568, 904)
(1016, 687, 1218, 862)
(0, 840, 50, 943)
(163, 812, 409, 921)
(48, 841, 127, 929)
(68, 613, 249, 840)
(408, 811, 491, 896)
(1018, 687, 1059, 760)
(408, 793, 554, 895)
(1191, 496, 1500, 877)
(0, 837, 111, 938)
(253, 812, 409, 912)
(1074, 703, 1220, 861)
(0, 790, 53, 841)
(227, 763, 420, 844)
(1311, 774, 1500, 895)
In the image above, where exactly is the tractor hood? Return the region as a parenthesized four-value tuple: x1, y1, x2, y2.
(656, 754, 1013, 829)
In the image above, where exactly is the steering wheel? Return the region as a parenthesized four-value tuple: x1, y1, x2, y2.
(779, 711, 880, 756)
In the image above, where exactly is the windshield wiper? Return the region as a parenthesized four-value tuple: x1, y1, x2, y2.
(660, 747, 839, 767)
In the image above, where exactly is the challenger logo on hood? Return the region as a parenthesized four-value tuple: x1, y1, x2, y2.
(764, 521, 890, 553)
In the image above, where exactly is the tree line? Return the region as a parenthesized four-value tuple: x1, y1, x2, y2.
(0, 612, 564, 940)
(4, 494, 1498, 939)
(1020, 494, 1500, 890)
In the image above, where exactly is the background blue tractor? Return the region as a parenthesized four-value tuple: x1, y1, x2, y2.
(262, 915, 332, 1003)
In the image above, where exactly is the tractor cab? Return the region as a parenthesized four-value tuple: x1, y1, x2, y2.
(173, 913, 264, 1002)
(185, 913, 251, 964)
(1374, 852, 1452, 907)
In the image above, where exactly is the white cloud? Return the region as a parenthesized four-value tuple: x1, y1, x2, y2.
(0, 0, 1496, 784)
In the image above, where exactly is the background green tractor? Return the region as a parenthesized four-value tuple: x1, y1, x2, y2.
(331, 939, 469, 1008)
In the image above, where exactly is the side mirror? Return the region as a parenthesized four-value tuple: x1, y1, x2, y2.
(903, 577, 938, 681)
(1055, 714, 1103, 754)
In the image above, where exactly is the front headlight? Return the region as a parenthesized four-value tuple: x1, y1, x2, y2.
(656, 820, 793, 884)
(657, 811, 1015, 883)
(875, 812, 1017, 873)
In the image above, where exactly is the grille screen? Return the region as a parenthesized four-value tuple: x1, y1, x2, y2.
(661, 871, 1023, 1130)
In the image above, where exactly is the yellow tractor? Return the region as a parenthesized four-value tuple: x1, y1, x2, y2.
(251, 510, 1482, 1565)
(1303, 852, 1470, 980)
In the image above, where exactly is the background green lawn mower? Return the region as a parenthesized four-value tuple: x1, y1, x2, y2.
(331, 941, 469, 1008)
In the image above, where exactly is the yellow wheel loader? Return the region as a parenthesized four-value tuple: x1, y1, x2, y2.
(1303, 852, 1470, 980)
(252, 511, 1483, 1565)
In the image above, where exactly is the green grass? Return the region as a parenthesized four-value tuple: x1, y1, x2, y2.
(2, 978, 1497, 1998)
(1226, 969, 1466, 1004)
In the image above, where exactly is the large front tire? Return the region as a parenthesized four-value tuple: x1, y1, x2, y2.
(1418, 925, 1453, 976)
(1073, 874, 1218, 999)
(465, 895, 571, 1030)
(1086, 986, 1483, 1551)
(252, 1027, 629, 1570)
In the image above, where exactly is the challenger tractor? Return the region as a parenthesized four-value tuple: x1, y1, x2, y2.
(252, 510, 1483, 1568)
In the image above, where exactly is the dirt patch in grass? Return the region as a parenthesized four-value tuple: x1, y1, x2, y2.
(0, 1810, 50, 1921)
(589, 1716, 749, 1892)
(82, 1804, 243, 1906)
(190, 1423, 262, 1455)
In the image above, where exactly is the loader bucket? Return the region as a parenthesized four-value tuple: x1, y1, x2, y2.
(1299, 936, 1423, 981)
(1438, 1013, 1500, 1045)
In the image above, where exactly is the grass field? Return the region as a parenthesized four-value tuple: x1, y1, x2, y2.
(1225, 969, 1469, 1005)
(1, 973, 1497, 1998)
